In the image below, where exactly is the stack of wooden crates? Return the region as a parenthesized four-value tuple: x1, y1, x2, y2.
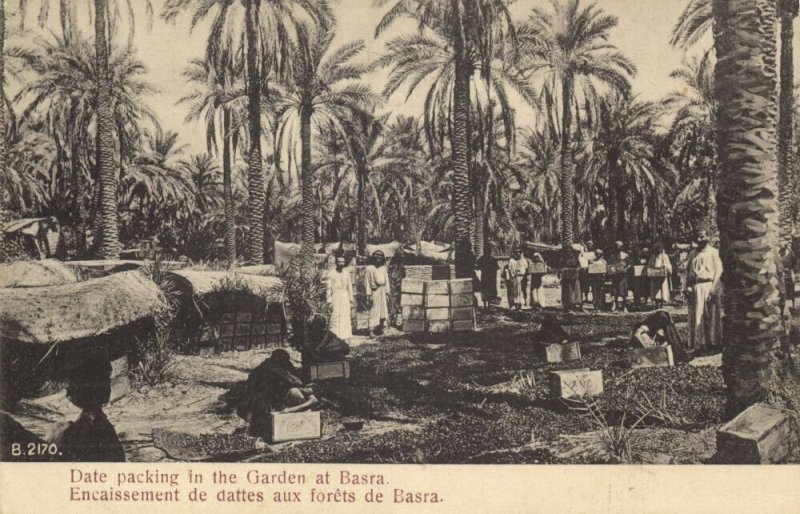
(401, 278, 476, 333)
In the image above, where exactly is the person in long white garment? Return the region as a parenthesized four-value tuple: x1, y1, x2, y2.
(366, 251, 390, 336)
(685, 229, 723, 354)
(648, 242, 673, 308)
(327, 255, 354, 339)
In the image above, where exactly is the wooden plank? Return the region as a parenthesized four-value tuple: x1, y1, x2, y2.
(270, 411, 322, 443)
(402, 306, 425, 320)
(530, 262, 547, 274)
(219, 323, 235, 337)
(426, 307, 450, 321)
(401, 293, 425, 306)
(426, 281, 450, 295)
(426, 294, 450, 308)
(236, 312, 252, 323)
(628, 346, 674, 368)
(221, 312, 235, 323)
(449, 279, 473, 294)
(426, 320, 451, 333)
(588, 262, 607, 274)
(235, 323, 251, 336)
(449, 293, 474, 308)
(252, 323, 266, 336)
(632, 265, 646, 277)
(401, 279, 425, 294)
(542, 342, 582, 363)
(646, 267, 668, 277)
(266, 323, 282, 335)
(451, 306, 474, 321)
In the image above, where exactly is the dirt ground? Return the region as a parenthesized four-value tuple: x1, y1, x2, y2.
(15, 285, 786, 464)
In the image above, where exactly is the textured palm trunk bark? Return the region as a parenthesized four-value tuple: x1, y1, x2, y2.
(713, 0, 787, 416)
(222, 109, 236, 265)
(778, 1, 797, 245)
(356, 156, 366, 257)
(94, 0, 119, 258)
(71, 136, 86, 257)
(560, 73, 575, 249)
(245, 0, 266, 264)
(0, 0, 9, 260)
(451, 0, 475, 278)
(300, 105, 315, 259)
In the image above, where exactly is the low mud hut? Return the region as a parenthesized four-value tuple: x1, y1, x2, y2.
(168, 270, 286, 354)
(0, 259, 78, 288)
(0, 271, 168, 406)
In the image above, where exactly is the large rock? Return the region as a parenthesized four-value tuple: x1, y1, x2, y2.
(715, 403, 799, 464)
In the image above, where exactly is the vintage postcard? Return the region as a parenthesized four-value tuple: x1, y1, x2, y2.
(0, 0, 798, 512)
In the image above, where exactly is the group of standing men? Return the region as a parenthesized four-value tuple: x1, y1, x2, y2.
(327, 251, 391, 339)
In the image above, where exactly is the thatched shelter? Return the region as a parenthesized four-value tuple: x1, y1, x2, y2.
(0, 271, 167, 405)
(0, 259, 78, 288)
(167, 270, 286, 354)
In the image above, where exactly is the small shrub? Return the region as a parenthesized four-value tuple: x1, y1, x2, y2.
(133, 258, 179, 387)
(277, 256, 330, 350)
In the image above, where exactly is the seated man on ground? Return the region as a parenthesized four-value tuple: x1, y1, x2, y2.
(238, 349, 319, 440)
(47, 356, 125, 462)
(304, 314, 350, 364)
(629, 310, 691, 363)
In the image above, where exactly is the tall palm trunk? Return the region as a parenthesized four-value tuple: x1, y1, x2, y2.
(245, 0, 266, 264)
(70, 135, 86, 257)
(451, 0, 475, 278)
(222, 109, 236, 265)
(560, 73, 575, 249)
(93, 0, 119, 258)
(356, 154, 366, 257)
(778, 0, 797, 244)
(713, 0, 787, 415)
(300, 104, 315, 258)
(0, 0, 8, 261)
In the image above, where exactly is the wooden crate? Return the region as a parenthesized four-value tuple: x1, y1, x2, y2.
(426, 320, 451, 333)
(270, 411, 322, 443)
(548, 369, 603, 399)
(401, 293, 425, 306)
(426, 295, 450, 308)
(425, 307, 450, 321)
(426, 281, 450, 295)
(356, 312, 370, 330)
(402, 305, 425, 320)
(542, 342, 582, 363)
(449, 278, 473, 294)
(628, 345, 674, 368)
(632, 265, 646, 277)
(451, 306, 474, 321)
(403, 319, 425, 332)
(401, 279, 425, 294)
(646, 267, 668, 277)
(307, 361, 350, 381)
(588, 261, 607, 274)
(449, 293, 474, 308)
(452, 319, 474, 332)
(530, 262, 547, 274)
(607, 263, 626, 275)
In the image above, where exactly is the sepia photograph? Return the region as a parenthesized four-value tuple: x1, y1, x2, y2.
(0, 0, 798, 476)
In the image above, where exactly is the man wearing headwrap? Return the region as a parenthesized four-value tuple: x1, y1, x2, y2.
(607, 241, 630, 312)
(476, 245, 500, 310)
(508, 247, 528, 310)
(629, 310, 691, 363)
(365, 251, 390, 336)
(238, 349, 319, 440)
(685, 228, 723, 354)
(529, 252, 547, 309)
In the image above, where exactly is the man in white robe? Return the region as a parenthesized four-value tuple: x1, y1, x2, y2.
(685, 229, 723, 354)
(366, 251, 390, 336)
(327, 255, 354, 339)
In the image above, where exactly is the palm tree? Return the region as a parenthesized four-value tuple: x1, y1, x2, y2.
(712, 0, 787, 415)
(163, 0, 324, 264)
(273, 14, 379, 257)
(18, 35, 156, 255)
(519, 0, 635, 249)
(580, 94, 675, 244)
(181, 58, 246, 265)
(672, 0, 798, 244)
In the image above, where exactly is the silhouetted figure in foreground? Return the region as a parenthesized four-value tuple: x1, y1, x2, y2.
(47, 357, 125, 462)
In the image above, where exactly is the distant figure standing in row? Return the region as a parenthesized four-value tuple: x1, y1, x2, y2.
(590, 249, 607, 310)
(529, 252, 546, 309)
(327, 255, 354, 339)
(366, 251, 390, 337)
(607, 241, 629, 312)
(476, 245, 500, 310)
(648, 243, 673, 309)
(508, 247, 528, 311)
(685, 229, 723, 353)
(561, 244, 583, 312)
